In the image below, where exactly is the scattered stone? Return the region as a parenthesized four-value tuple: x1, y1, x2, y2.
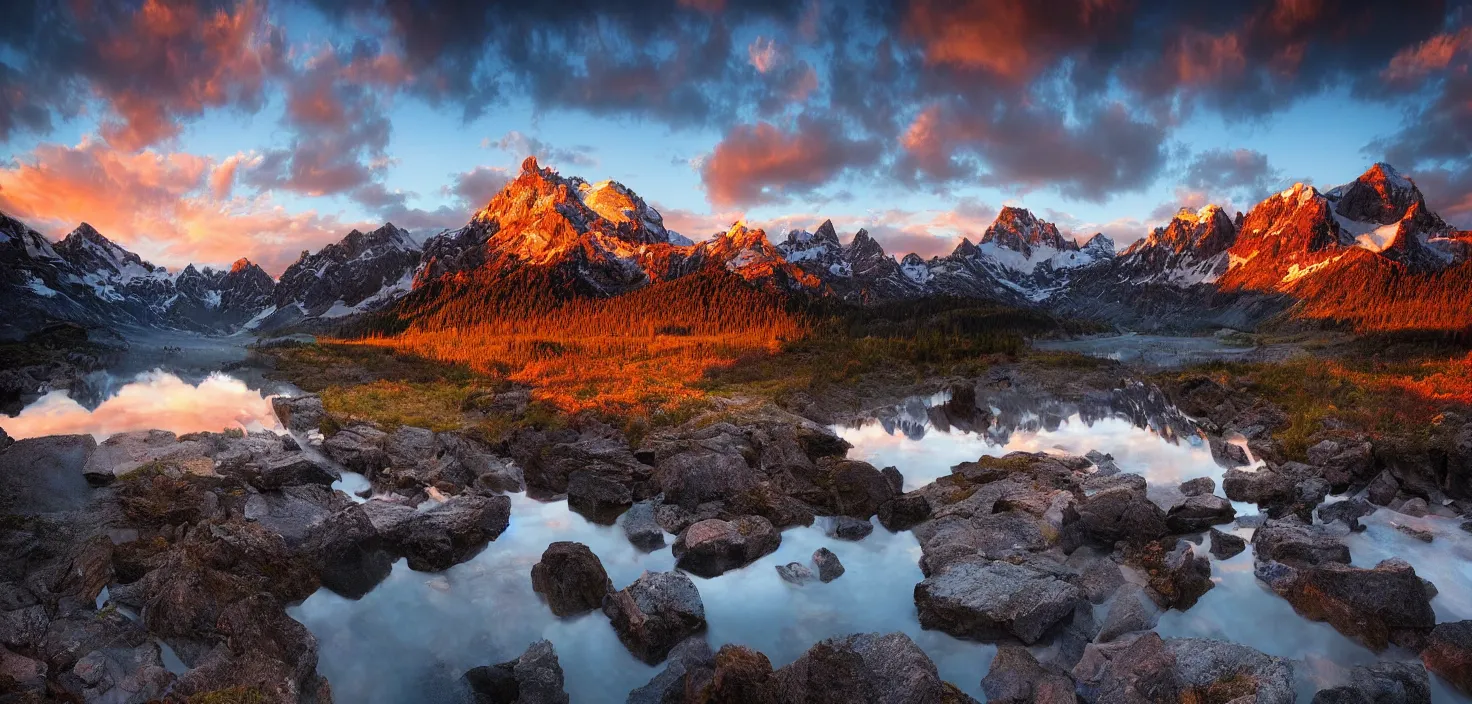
(672, 517, 780, 578)
(602, 571, 707, 665)
(692, 644, 774, 702)
(566, 469, 633, 525)
(877, 493, 931, 532)
(1398, 497, 1430, 518)
(1251, 518, 1350, 567)
(250, 451, 338, 490)
(271, 395, 325, 434)
(1223, 467, 1296, 505)
(914, 556, 1084, 644)
(1179, 477, 1215, 497)
(1145, 540, 1214, 610)
(622, 500, 666, 552)
(772, 632, 970, 704)
(1097, 583, 1161, 643)
(1166, 638, 1295, 704)
(1297, 477, 1331, 505)
(981, 645, 1074, 704)
(1422, 621, 1472, 695)
(1166, 494, 1237, 533)
(776, 562, 815, 584)
(1312, 662, 1430, 704)
(1077, 486, 1168, 546)
(828, 516, 874, 541)
(626, 638, 715, 704)
(531, 542, 612, 617)
(1276, 558, 1436, 651)
(375, 494, 512, 571)
(1393, 523, 1434, 543)
(1366, 471, 1400, 506)
(1318, 499, 1376, 531)
(1209, 528, 1247, 559)
(813, 548, 845, 582)
(463, 639, 569, 704)
(1074, 557, 1126, 603)
(323, 424, 388, 476)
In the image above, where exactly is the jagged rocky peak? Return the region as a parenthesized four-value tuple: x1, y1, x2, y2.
(574, 178, 689, 245)
(1128, 205, 1237, 259)
(1327, 162, 1429, 226)
(981, 206, 1076, 256)
(1235, 182, 1350, 255)
(55, 222, 162, 277)
(1080, 232, 1115, 257)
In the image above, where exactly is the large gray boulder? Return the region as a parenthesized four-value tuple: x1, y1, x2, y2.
(602, 571, 707, 665)
(530, 542, 611, 617)
(463, 639, 569, 704)
(1252, 518, 1350, 567)
(271, 394, 325, 435)
(914, 556, 1084, 644)
(772, 632, 969, 704)
(672, 517, 779, 578)
(372, 495, 511, 571)
(0, 433, 96, 514)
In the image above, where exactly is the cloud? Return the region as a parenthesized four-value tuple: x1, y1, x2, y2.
(0, 138, 368, 275)
(1178, 148, 1284, 204)
(700, 115, 882, 208)
(656, 205, 747, 240)
(489, 132, 596, 168)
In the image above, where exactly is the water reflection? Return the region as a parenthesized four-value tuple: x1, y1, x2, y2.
(3, 370, 281, 440)
(290, 495, 994, 703)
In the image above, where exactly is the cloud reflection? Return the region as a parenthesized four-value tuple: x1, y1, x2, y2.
(4, 370, 281, 440)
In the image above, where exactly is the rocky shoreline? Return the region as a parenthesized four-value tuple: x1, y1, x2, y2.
(3, 369, 1472, 703)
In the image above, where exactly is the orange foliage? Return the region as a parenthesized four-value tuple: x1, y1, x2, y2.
(1285, 255, 1472, 333)
(341, 269, 806, 417)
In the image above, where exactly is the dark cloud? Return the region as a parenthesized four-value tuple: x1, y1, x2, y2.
(1180, 148, 1283, 202)
(700, 115, 882, 208)
(447, 166, 512, 207)
(490, 132, 596, 168)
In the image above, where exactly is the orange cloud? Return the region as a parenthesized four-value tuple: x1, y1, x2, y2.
(701, 118, 880, 208)
(0, 138, 371, 275)
(902, 0, 1125, 81)
(4, 371, 281, 441)
(1383, 28, 1472, 83)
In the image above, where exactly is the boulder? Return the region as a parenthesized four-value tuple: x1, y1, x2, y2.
(828, 516, 874, 541)
(1222, 467, 1296, 505)
(1073, 634, 1294, 704)
(690, 644, 775, 703)
(306, 503, 393, 599)
(249, 451, 339, 490)
(323, 424, 388, 476)
(530, 542, 612, 617)
(243, 484, 343, 547)
(914, 556, 1084, 644)
(271, 395, 325, 434)
(464, 639, 569, 704)
(1097, 583, 1161, 643)
(1136, 540, 1214, 610)
(60, 640, 175, 703)
(627, 638, 715, 704)
(653, 441, 759, 509)
(1312, 662, 1430, 704)
(1367, 470, 1400, 506)
(566, 469, 633, 525)
(1178, 477, 1215, 497)
(523, 422, 645, 495)
(1208, 528, 1247, 559)
(813, 547, 845, 582)
(1072, 632, 1182, 703)
(1165, 494, 1236, 533)
(878, 493, 931, 532)
(776, 562, 815, 585)
(1165, 638, 1294, 704)
(793, 458, 897, 519)
(772, 632, 971, 704)
(1277, 558, 1436, 651)
(981, 645, 1075, 704)
(376, 495, 511, 571)
(82, 430, 212, 486)
(622, 500, 666, 552)
(1397, 497, 1430, 518)
(1077, 487, 1168, 546)
(603, 571, 707, 665)
(672, 517, 780, 578)
(1074, 557, 1126, 603)
(1318, 499, 1375, 531)
(1251, 518, 1350, 567)
(1422, 621, 1472, 695)
(0, 434, 97, 514)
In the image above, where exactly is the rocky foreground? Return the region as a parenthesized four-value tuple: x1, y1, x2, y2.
(3, 372, 1472, 703)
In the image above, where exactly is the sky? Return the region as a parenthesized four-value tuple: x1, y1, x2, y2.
(1, 0, 1470, 277)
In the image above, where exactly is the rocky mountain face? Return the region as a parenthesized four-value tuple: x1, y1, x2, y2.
(3, 160, 1468, 339)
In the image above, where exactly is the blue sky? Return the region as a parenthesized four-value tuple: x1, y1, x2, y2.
(1, 0, 1467, 275)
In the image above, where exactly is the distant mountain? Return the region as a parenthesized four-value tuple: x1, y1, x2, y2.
(2, 159, 1468, 339)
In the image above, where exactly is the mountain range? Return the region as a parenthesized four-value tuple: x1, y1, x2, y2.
(2, 157, 1469, 340)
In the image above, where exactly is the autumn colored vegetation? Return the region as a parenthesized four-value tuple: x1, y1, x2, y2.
(1284, 255, 1472, 334)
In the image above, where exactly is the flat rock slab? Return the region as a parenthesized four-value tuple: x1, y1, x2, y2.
(914, 556, 1083, 644)
(0, 434, 96, 514)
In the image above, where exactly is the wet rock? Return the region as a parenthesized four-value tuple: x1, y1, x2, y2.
(1209, 528, 1247, 559)
(464, 639, 569, 704)
(1082, 472, 1147, 495)
(250, 451, 339, 490)
(672, 517, 780, 578)
(776, 562, 815, 585)
(877, 493, 931, 532)
(1074, 557, 1125, 603)
(243, 484, 343, 547)
(62, 641, 176, 703)
(1367, 470, 1400, 506)
(308, 503, 393, 599)
(1397, 497, 1429, 518)
(881, 466, 905, 494)
(602, 571, 707, 665)
(828, 516, 874, 541)
(1394, 522, 1434, 542)
(1077, 486, 1168, 546)
(691, 644, 775, 703)
(1251, 518, 1350, 567)
(1072, 632, 1182, 703)
(1138, 540, 1214, 610)
(433, 433, 523, 494)
(1223, 467, 1296, 505)
(1166, 494, 1236, 533)
(530, 542, 612, 617)
(83, 430, 214, 486)
(376, 494, 512, 571)
(166, 591, 328, 700)
(813, 547, 845, 582)
(1297, 477, 1331, 506)
(323, 424, 388, 476)
(566, 469, 633, 525)
(1312, 662, 1431, 704)
(271, 394, 325, 435)
(1179, 477, 1215, 497)
(772, 631, 971, 704)
(1277, 558, 1436, 651)
(0, 645, 45, 694)
(650, 430, 759, 508)
(1421, 621, 1472, 695)
(793, 458, 897, 519)
(523, 421, 645, 495)
(627, 638, 715, 704)
(622, 500, 666, 552)
(1097, 583, 1161, 643)
(0, 434, 96, 514)
(1318, 499, 1375, 531)
(1166, 638, 1294, 704)
(981, 645, 1075, 704)
(914, 556, 1084, 644)
(1088, 450, 1122, 476)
